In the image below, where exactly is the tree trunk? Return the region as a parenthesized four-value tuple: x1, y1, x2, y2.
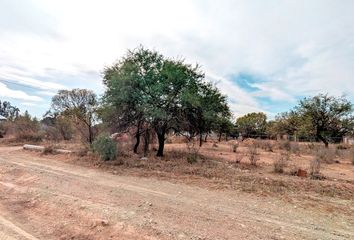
(218, 132, 222, 142)
(199, 133, 203, 147)
(156, 131, 165, 157)
(133, 120, 142, 154)
(317, 133, 329, 148)
(88, 125, 93, 144)
(204, 133, 208, 142)
(143, 129, 150, 157)
(133, 131, 140, 154)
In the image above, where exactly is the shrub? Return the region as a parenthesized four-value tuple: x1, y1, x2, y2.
(55, 117, 74, 140)
(232, 142, 239, 153)
(42, 126, 62, 141)
(316, 148, 336, 164)
(273, 152, 290, 173)
(258, 140, 273, 152)
(11, 112, 43, 142)
(248, 145, 259, 166)
(310, 157, 321, 179)
(235, 153, 244, 163)
(0, 123, 7, 138)
(186, 139, 200, 164)
(92, 135, 117, 161)
(278, 140, 291, 151)
(43, 145, 55, 155)
(336, 144, 351, 150)
(290, 142, 300, 155)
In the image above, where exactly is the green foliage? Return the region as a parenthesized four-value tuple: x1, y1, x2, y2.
(236, 112, 267, 138)
(102, 46, 231, 156)
(269, 94, 353, 147)
(297, 94, 352, 146)
(93, 135, 117, 161)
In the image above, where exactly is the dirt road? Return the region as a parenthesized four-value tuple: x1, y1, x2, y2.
(0, 146, 353, 240)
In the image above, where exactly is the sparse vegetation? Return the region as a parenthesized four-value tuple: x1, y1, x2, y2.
(258, 140, 273, 152)
(232, 142, 239, 153)
(186, 139, 200, 164)
(315, 148, 336, 164)
(273, 152, 290, 173)
(248, 145, 260, 166)
(310, 157, 322, 180)
(279, 140, 291, 151)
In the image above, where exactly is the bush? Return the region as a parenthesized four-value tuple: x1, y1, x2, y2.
(235, 153, 244, 163)
(55, 117, 74, 140)
(258, 140, 273, 152)
(11, 112, 43, 142)
(232, 143, 239, 153)
(186, 139, 200, 164)
(43, 145, 55, 155)
(336, 144, 351, 150)
(278, 140, 291, 151)
(0, 122, 6, 138)
(310, 157, 322, 179)
(273, 152, 290, 173)
(316, 148, 336, 164)
(290, 142, 300, 155)
(92, 135, 117, 161)
(248, 145, 259, 166)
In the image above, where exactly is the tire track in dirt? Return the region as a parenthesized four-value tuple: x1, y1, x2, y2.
(0, 215, 39, 240)
(0, 147, 353, 240)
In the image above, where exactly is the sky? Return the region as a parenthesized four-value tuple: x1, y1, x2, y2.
(1, 0, 354, 119)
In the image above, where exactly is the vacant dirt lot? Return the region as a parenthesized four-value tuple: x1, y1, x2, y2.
(0, 145, 353, 240)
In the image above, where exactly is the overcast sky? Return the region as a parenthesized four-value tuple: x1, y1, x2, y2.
(1, 0, 354, 118)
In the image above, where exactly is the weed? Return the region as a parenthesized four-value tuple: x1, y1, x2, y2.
(316, 148, 336, 164)
(248, 145, 260, 166)
(309, 157, 322, 179)
(279, 140, 291, 151)
(273, 152, 290, 173)
(232, 143, 239, 153)
(43, 145, 55, 155)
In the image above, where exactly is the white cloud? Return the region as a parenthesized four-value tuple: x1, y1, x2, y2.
(0, 0, 354, 116)
(0, 82, 43, 102)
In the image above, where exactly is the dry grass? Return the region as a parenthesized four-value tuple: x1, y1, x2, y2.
(18, 139, 354, 203)
(248, 145, 260, 166)
(273, 152, 290, 173)
(310, 157, 322, 179)
(316, 148, 336, 164)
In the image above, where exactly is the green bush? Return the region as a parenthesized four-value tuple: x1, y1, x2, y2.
(92, 135, 117, 161)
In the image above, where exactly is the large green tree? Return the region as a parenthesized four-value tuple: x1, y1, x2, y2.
(181, 82, 231, 146)
(102, 47, 231, 156)
(269, 94, 353, 146)
(295, 94, 353, 147)
(236, 112, 267, 138)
